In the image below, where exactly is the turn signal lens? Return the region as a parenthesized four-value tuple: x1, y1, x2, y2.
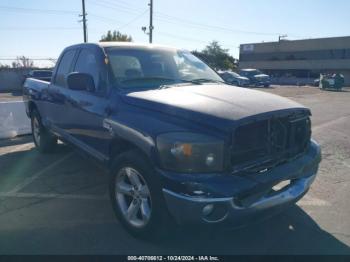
(171, 143, 193, 157)
(182, 144, 192, 156)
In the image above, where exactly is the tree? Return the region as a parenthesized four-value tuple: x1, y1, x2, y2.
(11, 56, 34, 68)
(0, 63, 10, 69)
(100, 30, 133, 42)
(192, 41, 237, 71)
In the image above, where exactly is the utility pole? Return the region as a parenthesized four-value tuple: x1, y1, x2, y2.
(81, 0, 88, 43)
(149, 0, 153, 43)
(279, 34, 287, 42)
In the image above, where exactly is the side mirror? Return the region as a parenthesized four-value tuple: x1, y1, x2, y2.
(67, 72, 95, 92)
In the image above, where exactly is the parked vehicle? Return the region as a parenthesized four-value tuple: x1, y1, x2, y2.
(319, 73, 345, 91)
(218, 71, 250, 87)
(25, 70, 53, 82)
(313, 78, 320, 87)
(23, 43, 321, 238)
(239, 69, 271, 87)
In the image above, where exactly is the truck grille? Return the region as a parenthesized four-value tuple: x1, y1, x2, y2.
(231, 114, 311, 173)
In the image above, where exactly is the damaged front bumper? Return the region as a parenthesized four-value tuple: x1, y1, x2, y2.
(161, 140, 321, 226)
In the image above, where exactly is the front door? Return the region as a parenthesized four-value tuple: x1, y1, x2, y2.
(64, 47, 113, 160)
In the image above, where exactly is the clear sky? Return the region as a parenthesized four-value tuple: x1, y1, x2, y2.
(1, 0, 350, 66)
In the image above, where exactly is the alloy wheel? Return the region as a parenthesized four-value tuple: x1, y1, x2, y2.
(115, 167, 152, 228)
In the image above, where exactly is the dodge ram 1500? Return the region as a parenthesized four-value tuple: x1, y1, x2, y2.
(23, 42, 321, 238)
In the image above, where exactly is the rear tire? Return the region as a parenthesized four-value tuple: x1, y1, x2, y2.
(109, 149, 172, 239)
(31, 110, 57, 153)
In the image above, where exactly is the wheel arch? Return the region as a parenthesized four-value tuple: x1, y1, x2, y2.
(108, 134, 157, 168)
(27, 101, 38, 117)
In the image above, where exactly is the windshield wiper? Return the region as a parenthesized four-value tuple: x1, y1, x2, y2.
(121, 77, 224, 85)
(120, 77, 182, 84)
(159, 78, 226, 89)
(189, 78, 225, 84)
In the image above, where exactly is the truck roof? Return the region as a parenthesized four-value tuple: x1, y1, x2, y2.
(65, 42, 179, 51)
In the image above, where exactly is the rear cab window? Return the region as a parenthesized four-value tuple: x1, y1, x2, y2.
(53, 49, 77, 87)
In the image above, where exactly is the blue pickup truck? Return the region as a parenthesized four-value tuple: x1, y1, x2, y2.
(23, 42, 321, 238)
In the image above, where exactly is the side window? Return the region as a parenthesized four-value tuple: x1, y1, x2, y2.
(54, 50, 76, 87)
(74, 49, 104, 92)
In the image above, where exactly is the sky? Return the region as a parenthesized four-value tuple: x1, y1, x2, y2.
(1, 0, 350, 67)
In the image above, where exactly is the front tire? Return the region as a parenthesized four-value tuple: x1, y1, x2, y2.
(109, 150, 170, 238)
(31, 110, 57, 153)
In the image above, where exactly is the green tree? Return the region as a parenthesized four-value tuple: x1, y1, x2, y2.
(192, 41, 237, 71)
(100, 30, 133, 42)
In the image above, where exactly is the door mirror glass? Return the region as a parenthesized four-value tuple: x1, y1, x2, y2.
(67, 72, 95, 92)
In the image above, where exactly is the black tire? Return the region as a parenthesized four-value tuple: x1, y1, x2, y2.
(264, 84, 270, 88)
(31, 110, 57, 153)
(109, 149, 171, 239)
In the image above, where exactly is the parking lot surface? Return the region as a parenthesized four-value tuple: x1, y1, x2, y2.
(0, 86, 350, 254)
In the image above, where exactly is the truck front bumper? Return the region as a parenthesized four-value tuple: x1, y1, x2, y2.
(161, 140, 321, 226)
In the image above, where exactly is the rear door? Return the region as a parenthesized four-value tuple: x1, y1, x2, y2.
(64, 47, 112, 159)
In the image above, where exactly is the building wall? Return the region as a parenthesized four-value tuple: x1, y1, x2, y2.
(239, 59, 350, 71)
(239, 36, 350, 86)
(240, 36, 350, 54)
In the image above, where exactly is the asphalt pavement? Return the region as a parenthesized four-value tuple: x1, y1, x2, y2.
(0, 86, 349, 255)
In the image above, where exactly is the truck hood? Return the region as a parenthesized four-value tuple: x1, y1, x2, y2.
(121, 84, 308, 128)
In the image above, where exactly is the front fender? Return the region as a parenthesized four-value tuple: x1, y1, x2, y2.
(103, 118, 156, 160)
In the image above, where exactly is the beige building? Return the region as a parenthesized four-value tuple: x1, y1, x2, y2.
(239, 36, 350, 85)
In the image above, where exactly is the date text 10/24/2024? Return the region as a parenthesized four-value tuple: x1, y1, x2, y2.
(127, 256, 220, 261)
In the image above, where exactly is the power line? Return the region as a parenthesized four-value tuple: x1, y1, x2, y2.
(155, 12, 281, 36)
(84, 1, 283, 37)
(98, 0, 145, 12)
(85, 0, 297, 38)
(157, 31, 208, 44)
(0, 27, 81, 31)
(0, 5, 77, 15)
(89, 9, 148, 30)
(89, 14, 123, 24)
(117, 9, 148, 31)
(0, 58, 57, 61)
(0, 4, 304, 38)
(88, 0, 143, 15)
(157, 31, 237, 49)
(94, 0, 306, 38)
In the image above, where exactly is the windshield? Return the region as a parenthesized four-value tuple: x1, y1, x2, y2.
(105, 47, 223, 89)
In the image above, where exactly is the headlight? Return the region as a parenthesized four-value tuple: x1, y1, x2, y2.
(156, 132, 224, 173)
